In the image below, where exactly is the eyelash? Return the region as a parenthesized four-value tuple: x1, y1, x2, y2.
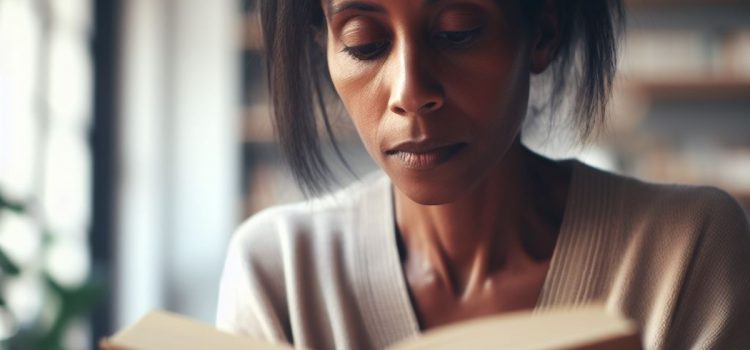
(342, 41, 390, 61)
(341, 27, 483, 61)
(434, 27, 482, 48)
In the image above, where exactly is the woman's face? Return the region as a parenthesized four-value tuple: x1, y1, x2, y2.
(323, 0, 538, 204)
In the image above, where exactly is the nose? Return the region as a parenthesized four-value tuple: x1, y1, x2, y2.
(387, 41, 444, 116)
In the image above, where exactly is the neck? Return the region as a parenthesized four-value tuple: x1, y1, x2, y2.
(394, 141, 569, 296)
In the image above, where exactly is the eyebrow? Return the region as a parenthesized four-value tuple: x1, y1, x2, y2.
(327, 0, 442, 16)
(328, 1, 385, 16)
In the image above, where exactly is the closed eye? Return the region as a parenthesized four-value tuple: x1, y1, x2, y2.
(434, 27, 482, 48)
(342, 40, 391, 60)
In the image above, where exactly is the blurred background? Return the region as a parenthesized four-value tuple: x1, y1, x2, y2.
(0, 0, 748, 348)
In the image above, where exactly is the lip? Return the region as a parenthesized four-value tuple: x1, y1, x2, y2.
(385, 141, 466, 170)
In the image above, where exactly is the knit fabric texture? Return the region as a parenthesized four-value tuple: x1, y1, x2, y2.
(216, 161, 750, 349)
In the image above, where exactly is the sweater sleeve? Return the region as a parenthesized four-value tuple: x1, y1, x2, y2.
(215, 211, 291, 345)
(664, 189, 750, 349)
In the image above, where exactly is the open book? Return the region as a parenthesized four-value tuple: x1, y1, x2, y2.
(106, 304, 641, 349)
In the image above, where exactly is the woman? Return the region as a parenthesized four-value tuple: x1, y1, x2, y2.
(216, 0, 750, 349)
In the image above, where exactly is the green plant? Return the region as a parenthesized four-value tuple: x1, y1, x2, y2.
(0, 192, 100, 350)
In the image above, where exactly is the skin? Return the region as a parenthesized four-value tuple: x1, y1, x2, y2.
(324, 0, 571, 330)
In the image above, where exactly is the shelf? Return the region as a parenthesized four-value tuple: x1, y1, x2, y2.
(618, 76, 750, 101)
(243, 105, 275, 143)
(242, 11, 263, 51)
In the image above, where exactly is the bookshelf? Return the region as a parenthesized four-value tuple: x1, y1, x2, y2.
(603, 0, 750, 214)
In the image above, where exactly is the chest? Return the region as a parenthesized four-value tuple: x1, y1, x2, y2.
(402, 259, 550, 330)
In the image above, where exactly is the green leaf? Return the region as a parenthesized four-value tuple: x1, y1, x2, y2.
(0, 250, 20, 276)
(38, 276, 103, 350)
(0, 193, 25, 213)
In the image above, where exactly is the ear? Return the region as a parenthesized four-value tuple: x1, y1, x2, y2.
(529, 0, 561, 74)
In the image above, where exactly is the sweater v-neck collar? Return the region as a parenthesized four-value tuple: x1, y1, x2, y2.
(356, 160, 603, 347)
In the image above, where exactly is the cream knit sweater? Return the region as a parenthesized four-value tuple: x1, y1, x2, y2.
(216, 161, 750, 349)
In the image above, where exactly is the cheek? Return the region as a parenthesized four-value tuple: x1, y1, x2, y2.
(327, 50, 389, 157)
(445, 43, 530, 136)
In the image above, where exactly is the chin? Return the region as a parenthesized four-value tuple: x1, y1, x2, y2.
(390, 170, 480, 206)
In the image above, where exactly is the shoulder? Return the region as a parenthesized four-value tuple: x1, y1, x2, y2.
(225, 171, 390, 274)
(572, 161, 750, 271)
(577, 161, 749, 240)
(574, 162, 750, 347)
(216, 171, 390, 338)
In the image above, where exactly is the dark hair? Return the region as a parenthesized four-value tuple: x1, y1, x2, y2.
(259, 0, 624, 195)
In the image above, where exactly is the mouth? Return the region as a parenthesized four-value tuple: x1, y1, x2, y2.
(385, 141, 467, 170)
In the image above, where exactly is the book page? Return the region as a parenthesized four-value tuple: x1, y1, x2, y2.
(390, 304, 641, 350)
(109, 311, 291, 350)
